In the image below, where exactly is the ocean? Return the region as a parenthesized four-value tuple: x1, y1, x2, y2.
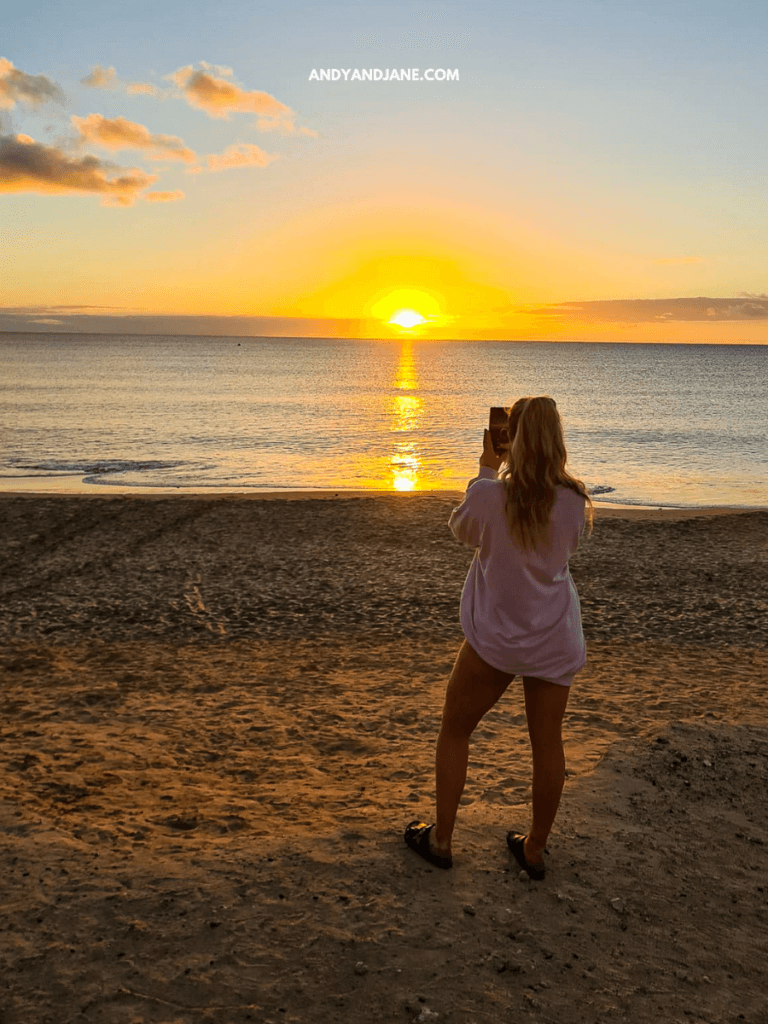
(1, 333, 766, 507)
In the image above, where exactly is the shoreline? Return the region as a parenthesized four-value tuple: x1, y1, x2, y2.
(0, 483, 765, 520)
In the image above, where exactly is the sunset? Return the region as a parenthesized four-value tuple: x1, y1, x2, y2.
(388, 309, 427, 330)
(2, 3, 767, 1022)
(3, 1, 768, 343)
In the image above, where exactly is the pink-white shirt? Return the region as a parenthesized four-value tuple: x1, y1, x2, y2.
(449, 466, 587, 684)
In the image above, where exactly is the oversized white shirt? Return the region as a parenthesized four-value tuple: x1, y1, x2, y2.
(448, 466, 587, 684)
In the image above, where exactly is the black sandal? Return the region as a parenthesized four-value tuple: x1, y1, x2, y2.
(506, 831, 546, 880)
(404, 820, 453, 869)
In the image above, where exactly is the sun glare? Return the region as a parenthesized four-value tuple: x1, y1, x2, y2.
(369, 288, 443, 332)
(392, 474, 416, 490)
(389, 308, 426, 329)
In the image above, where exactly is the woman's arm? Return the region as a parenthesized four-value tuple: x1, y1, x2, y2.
(448, 430, 501, 547)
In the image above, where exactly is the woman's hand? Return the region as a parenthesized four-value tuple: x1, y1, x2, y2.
(479, 428, 504, 471)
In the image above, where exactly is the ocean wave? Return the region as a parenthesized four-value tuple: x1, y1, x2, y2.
(2, 458, 186, 476)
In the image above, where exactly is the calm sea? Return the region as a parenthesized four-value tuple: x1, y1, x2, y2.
(1, 333, 766, 507)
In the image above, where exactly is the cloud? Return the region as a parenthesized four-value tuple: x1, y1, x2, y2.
(80, 64, 118, 89)
(168, 64, 293, 122)
(125, 81, 163, 97)
(81, 67, 168, 99)
(652, 256, 707, 265)
(199, 60, 234, 78)
(0, 308, 365, 338)
(527, 296, 768, 323)
(144, 189, 184, 202)
(206, 142, 277, 172)
(77, 61, 317, 135)
(1, 303, 133, 315)
(724, 301, 768, 318)
(71, 113, 196, 163)
(255, 115, 320, 137)
(0, 57, 64, 109)
(0, 133, 156, 206)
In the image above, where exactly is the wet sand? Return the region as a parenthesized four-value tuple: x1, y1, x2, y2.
(1, 493, 766, 1023)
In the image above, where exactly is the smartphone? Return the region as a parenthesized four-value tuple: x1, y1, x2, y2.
(489, 406, 511, 456)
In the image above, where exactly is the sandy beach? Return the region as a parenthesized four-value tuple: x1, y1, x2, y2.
(1, 492, 767, 1024)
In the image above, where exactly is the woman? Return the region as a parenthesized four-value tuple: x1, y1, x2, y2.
(405, 396, 593, 879)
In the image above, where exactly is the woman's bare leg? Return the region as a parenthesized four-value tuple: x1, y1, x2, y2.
(521, 676, 571, 866)
(432, 641, 513, 855)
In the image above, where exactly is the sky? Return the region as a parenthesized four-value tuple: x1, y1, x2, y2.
(2, 0, 768, 342)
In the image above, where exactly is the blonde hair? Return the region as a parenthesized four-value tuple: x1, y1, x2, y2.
(499, 396, 593, 551)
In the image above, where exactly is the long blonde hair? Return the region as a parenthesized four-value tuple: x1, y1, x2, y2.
(499, 396, 593, 551)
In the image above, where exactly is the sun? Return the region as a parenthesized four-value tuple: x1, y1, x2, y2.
(389, 308, 427, 329)
(369, 288, 444, 332)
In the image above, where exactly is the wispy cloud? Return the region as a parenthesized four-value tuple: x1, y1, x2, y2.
(82, 64, 167, 99)
(205, 142, 278, 172)
(144, 189, 184, 202)
(255, 114, 319, 137)
(125, 81, 163, 97)
(0, 133, 156, 206)
(168, 64, 293, 122)
(0, 57, 64, 109)
(71, 113, 197, 163)
(0, 307, 362, 338)
(78, 60, 317, 137)
(80, 64, 118, 90)
(1, 303, 138, 314)
(527, 296, 768, 323)
(199, 60, 235, 78)
(131, 62, 316, 133)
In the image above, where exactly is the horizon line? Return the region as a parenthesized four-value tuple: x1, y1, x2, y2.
(1, 328, 766, 346)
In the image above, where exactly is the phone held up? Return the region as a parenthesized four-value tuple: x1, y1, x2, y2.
(489, 407, 511, 457)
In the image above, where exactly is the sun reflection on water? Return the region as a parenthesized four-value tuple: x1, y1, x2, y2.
(390, 343, 422, 490)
